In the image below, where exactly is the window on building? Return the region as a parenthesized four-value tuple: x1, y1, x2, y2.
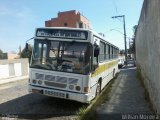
(64, 23, 68, 27)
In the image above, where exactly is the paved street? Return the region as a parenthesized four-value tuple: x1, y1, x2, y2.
(0, 79, 86, 120)
(0, 60, 157, 120)
(96, 62, 154, 120)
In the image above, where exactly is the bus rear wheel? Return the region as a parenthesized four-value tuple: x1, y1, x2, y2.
(96, 81, 101, 97)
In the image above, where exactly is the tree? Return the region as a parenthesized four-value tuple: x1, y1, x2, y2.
(20, 44, 32, 62)
(0, 49, 8, 59)
(0, 49, 3, 54)
(120, 49, 125, 55)
(128, 25, 137, 54)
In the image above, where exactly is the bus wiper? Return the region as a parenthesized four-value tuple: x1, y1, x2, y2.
(31, 64, 50, 70)
(57, 58, 72, 64)
(62, 59, 72, 62)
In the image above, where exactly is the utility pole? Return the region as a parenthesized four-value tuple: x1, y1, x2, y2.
(112, 15, 128, 65)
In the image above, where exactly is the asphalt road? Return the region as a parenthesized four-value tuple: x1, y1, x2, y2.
(0, 79, 87, 120)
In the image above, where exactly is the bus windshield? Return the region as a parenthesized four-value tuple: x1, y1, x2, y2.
(30, 39, 91, 75)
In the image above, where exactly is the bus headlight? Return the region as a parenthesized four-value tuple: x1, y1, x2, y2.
(69, 85, 74, 90)
(76, 86, 81, 91)
(38, 80, 42, 85)
(32, 80, 37, 84)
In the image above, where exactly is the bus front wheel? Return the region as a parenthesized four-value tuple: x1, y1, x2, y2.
(113, 69, 115, 78)
(96, 81, 101, 97)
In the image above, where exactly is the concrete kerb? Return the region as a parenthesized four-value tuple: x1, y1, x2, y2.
(0, 76, 29, 85)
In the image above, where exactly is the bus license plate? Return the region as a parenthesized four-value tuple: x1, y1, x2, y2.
(44, 90, 65, 98)
(32, 89, 43, 94)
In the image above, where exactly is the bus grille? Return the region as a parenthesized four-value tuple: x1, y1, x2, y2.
(35, 73, 44, 80)
(44, 81, 67, 88)
(56, 76, 67, 83)
(68, 78, 78, 85)
(34, 73, 79, 88)
(45, 75, 55, 81)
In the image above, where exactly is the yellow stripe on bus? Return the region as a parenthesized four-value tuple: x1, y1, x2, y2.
(91, 60, 118, 77)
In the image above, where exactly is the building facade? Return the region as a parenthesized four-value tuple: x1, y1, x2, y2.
(45, 10, 91, 29)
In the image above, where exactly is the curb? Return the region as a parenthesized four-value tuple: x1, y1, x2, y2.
(0, 76, 29, 85)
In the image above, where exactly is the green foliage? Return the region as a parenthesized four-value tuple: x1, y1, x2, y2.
(20, 44, 32, 61)
(128, 25, 138, 54)
(0, 49, 7, 59)
(136, 68, 154, 111)
(133, 25, 138, 34)
(120, 49, 125, 55)
(0, 49, 3, 54)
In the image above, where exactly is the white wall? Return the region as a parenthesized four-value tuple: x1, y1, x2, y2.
(0, 59, 28, 79)
(0, 65, 9, 79)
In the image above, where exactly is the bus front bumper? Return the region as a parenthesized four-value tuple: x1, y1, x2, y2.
(28, 84, 91, 103)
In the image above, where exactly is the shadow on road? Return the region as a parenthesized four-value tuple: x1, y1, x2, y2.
(0, 93, 87, 119)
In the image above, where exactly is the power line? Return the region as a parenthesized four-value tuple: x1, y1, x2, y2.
(112, 0, 118, 14)
(112, 0, 123, 23)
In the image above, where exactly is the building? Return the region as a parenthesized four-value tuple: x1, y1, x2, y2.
(45, 10, 92, 29)
(8, 53, 20, 59)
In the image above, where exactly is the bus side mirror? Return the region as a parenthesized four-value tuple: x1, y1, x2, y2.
(94, 46, 100, 57)
(25, 43, 29, 51)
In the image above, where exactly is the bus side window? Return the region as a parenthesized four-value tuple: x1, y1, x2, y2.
(93, 44, 100, 71)
(94, 45, 100, 58)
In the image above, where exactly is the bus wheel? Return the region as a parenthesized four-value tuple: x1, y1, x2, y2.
(96, 81, 101, 97)
(113, 69, 115, 78)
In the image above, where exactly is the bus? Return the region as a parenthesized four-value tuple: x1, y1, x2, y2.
(28, 27, 119, 103)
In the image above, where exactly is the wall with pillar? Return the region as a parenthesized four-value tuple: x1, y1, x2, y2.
(0, 58, 29, 79)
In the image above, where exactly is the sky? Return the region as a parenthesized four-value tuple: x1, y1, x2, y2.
(0, 0, 143, 53)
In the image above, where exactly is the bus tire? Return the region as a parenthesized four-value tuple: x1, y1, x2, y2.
(96, 81, 101, 97)
(113, 69, 115, 78)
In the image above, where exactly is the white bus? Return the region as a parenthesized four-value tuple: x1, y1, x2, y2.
(28, 27, 119, 103)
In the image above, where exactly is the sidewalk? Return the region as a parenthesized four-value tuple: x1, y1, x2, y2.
(96, 65, 154, 120)
(0, 76, 28, 85)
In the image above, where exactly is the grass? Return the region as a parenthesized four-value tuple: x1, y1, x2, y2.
(136, 68, 150, 101)
(76, 73, 119, 120)
(136, 68, 154, 111)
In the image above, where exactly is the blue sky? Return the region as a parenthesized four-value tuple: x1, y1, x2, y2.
(0, 0, 143, 53)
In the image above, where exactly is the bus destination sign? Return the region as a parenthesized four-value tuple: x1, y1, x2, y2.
(36, 29, 88, 40)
